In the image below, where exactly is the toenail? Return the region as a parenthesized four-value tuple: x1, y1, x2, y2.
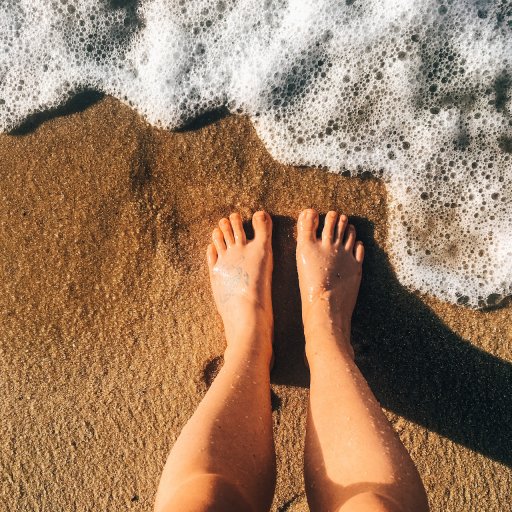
(307, 210, 315, 219)
(255, 211, 266, 220)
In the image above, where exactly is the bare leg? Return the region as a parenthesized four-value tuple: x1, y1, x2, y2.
(297, 209, 429, 512)
(154, 211, 276, 512)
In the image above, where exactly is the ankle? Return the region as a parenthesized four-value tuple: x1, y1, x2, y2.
(223, 342, 273, 372)
(304, 314, 354, 363)
(223, 313, 274, 367)
(222, 308, 273, 341)
(302, 296, 352, 338)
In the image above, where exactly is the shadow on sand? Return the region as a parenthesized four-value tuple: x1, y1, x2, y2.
(9, 93, 229, 136)
(270, 214, 512, 468)
(9, 90, 104, 135)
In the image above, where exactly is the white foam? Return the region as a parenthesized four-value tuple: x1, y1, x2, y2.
(1, 0, 511, 307)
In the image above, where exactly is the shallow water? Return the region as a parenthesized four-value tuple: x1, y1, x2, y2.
(1, 0, 510, 306)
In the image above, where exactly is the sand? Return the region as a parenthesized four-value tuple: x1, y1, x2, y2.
(0, 96, 511, 511)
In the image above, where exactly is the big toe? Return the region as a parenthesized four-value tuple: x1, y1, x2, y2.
(298, 209, 319, 243)
(252, 210, 272, 243)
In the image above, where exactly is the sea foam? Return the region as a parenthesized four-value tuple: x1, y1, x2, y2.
(1, 0, 511, 307)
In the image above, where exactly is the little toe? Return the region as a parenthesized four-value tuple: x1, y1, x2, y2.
(322, 211, 338, 246)
(229, 212, 246, 245)
(219, 217, 235, 247)
(206, 243, 218, 269)
(355, 241, 364, 263)
(212, 227, 226, 253)
(298, 209, 319, 243)
(252, 210, 272, 242)
(335, 214, 348, 245)
(344, 224, 356, 251)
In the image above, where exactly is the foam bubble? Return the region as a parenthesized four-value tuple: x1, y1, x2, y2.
(0, 0, 510, 307)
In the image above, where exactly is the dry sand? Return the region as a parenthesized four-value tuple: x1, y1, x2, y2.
(0, 96, 511, 511)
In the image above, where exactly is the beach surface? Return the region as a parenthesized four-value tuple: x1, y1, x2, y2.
(1, 97, 511, 511)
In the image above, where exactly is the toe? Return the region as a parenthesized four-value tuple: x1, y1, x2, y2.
(207, 243, 218, 269)
(355, 241, 364, 263)
(229, 212, 246, 245)
(219, 217, 235, 247)
(344, 224, 356, 251)
(212, 227, 226, 253)
(322, 211, 338, 246)
(335, 214, 348, 245)
(252, 210, 272, 242)
(298, 209, 319, 243)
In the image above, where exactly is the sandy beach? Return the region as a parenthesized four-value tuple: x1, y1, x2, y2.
(1, 96, 511, 511)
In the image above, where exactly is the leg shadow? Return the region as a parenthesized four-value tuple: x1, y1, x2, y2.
(175, 107, 230, 133)
(270, 214, 512, 467)
(9, 89, 104, 135)
(270, 215, 309, 388)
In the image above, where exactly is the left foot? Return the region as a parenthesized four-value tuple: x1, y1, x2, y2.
(207, 211, 274, 361)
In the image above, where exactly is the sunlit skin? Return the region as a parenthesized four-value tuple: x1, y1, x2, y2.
(154, 210, 429, 512)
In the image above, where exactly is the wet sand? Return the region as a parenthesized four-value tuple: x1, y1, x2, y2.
(0, 96, 511, 511)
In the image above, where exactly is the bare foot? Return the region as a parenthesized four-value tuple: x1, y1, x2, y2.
(296, 209, 364, 358)
(207, 211, 273, 362)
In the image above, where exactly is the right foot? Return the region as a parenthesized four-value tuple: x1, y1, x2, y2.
(296, 209, 364, 357)
(207, 211, 274, 362)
